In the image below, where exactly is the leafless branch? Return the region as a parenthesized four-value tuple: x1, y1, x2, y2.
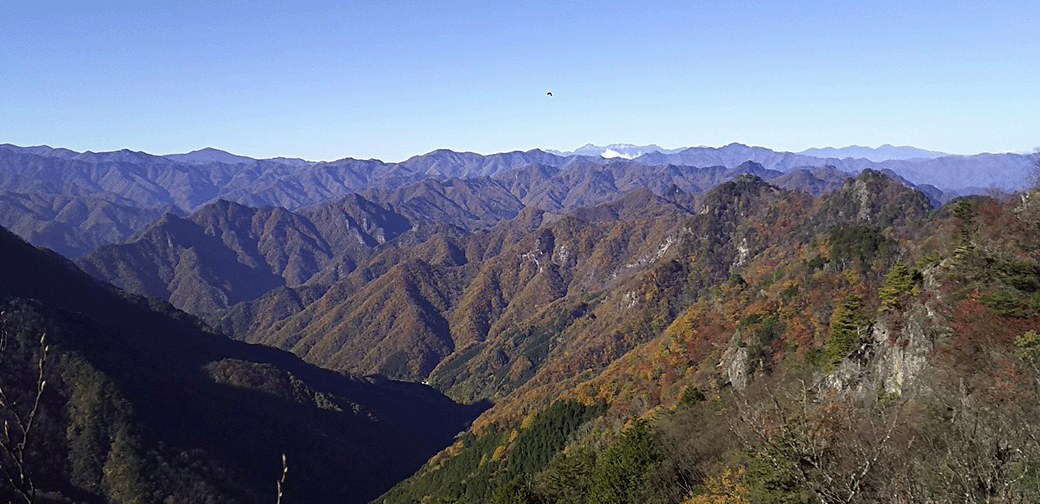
(0, 312, 48, 504)
(276, 453, 288, 504)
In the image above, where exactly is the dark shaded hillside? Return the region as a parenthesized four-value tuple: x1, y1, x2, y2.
(0, 225, 483, 504)
(75, 196, 411, 318)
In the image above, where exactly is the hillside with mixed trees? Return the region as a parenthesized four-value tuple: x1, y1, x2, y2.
(2, 141, 1040, 503)
(375, 171, 1040, 504)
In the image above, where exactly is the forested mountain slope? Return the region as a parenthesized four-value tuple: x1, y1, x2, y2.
(75, 169, 940, 407)
(74, 164, 854, 342)
(75, 196, 408, 317)
(0, 225, 483, 504)
(0, 191, 176, 259)
(222, 188, 693, 396)
(376, 170, 1040, 504)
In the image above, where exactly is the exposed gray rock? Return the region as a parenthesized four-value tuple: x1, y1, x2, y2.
(822, 266, 943, 398)
(875, 305, 934, 396)
(721, 338, 750, 391)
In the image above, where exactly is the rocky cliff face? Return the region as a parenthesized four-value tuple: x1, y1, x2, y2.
(817, 268, 940, 399)
(872, 300, 937, 395)
(720, 298, 938, 398)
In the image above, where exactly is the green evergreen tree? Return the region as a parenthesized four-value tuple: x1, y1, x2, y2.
(588, 420, 659, 504)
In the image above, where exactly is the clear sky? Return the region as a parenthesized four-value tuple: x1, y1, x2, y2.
(1, 1, 1037, 162)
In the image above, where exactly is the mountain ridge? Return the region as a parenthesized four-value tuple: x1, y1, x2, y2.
(797, 144, 949, 161)
(1, 141, 1033, 261)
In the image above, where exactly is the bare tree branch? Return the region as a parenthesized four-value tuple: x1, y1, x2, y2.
(0, 311, 47, 504)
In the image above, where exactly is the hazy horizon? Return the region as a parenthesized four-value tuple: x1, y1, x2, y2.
(2, 1, 1037, 162)
(4, 140, 1035, 165)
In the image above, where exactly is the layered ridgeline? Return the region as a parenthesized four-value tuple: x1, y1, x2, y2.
(2, 143, 1035, 257)
(74, 165, 944, 402)
(376, 171, 1040, 504)
(70, 168, 954, 399)
(70, 167, 823, 384)
(71, 161, 850, 325)
(0, 225, 483, 504)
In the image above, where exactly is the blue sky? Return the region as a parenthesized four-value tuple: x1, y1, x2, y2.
(1, 1, 1037, 161)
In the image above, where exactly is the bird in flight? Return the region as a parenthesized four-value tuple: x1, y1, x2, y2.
(547, 92, 552, 97)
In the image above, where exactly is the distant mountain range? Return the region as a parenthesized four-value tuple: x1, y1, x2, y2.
(2, 141, 1034, 259)
(797, 144, 949, 161)
(552, 143, 952, 162)
(3, 141, 1032, 195)
(547, 143, 688, 159)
